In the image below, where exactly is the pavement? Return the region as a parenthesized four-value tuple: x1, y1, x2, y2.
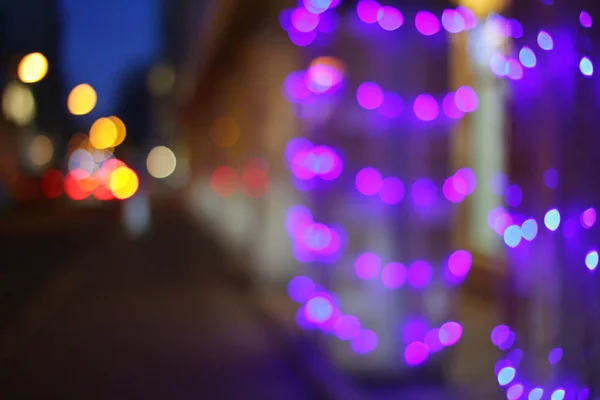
(0, 199, 503, 399)
(0, 200, 357, 399)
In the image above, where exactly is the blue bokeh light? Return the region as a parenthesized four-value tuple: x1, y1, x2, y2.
(585, 250, 599, 271)
(544, 209, 561, 231)
(548, 347, 563, 364)
(580, 57, 594, 76)
(497, 366, 516, 386)
(521, 219, 538, 241)
(551, 389, 565, 400)
(519, 47, 537, 68)
(528, 388, 544, 400)
(537, 30, 554, 50)
(504, 225, 522, 248)
(505, 184, 523, 207)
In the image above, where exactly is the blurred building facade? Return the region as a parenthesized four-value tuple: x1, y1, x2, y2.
(177, 0, 600, 396)
(0, 0, 71, 205)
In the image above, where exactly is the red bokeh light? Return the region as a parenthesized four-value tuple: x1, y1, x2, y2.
(211, 166, 239, 197)
(41, 169, 64, 199)
(93, 183, 115, 200)
(64, 169, 92, 201)
(241, 160, 269, 198)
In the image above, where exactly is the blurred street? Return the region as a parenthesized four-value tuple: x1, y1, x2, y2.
(0, 200, 504, 399)
(2, 0, 600, 398)
(0, 202, 341, 399)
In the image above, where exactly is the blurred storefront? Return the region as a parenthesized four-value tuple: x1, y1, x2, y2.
(177, 0, 600, 396)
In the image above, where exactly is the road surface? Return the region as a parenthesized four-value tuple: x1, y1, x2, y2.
(0, 201, 348, 399)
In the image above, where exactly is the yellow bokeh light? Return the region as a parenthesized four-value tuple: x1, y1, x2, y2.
(89, 117, 118, 150)
(146, 146, 177, 179)
(2, 82, 36, 126)
(68, 84, 97, 116)
(211, 117, 240, 148)
(108, 116, 126, 146)
(18, 53, 48, 84)
(28, 135, 54, 166)
(456, 0, 508, 17)
(109, 167, 139, 200)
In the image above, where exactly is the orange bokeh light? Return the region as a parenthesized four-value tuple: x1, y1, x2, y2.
(18, 52, 48, 83)
(67, 84, 97, 116)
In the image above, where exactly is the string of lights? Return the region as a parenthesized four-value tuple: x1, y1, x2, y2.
(279, 0, 597, 397)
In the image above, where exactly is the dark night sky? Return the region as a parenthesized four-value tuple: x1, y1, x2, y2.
(58, 0, 162, 120)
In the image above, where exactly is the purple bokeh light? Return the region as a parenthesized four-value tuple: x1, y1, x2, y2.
(355, 252, 382, 280)
(439, 321, 463, 346)
(334, 315, 361, 340)
(288, 276, 316, 303)
(443, 177, 465, 203)
(356, 167, 383, 195)
(356, 0, 381, 24)
(447, 250, 472, 279)
(379, 177, 405, 205)
(581, 208, 596, 229)
(580, 11, 592, 28)
(291, 8, 320, 32)
(407, 260, 433, 288)
(507, 59, 524, 80)
(441, 9, 465, 33)
(351, 329, 378, 354)
(491, 325, 510, 346)
(357, 82, 384, 110)
(404, 341, 430, 366)
(283, 71, 311, 103)
(279, 8, 294, 31)
(381, 262, 407, 288)
(288, 27, 317, 46)
(456, 6, 477, 30)
(548, 347, 563, 364)
(317, 10, 339, 33)
(442, 92, 465, 119)
(454, 86, 478, 112)
(295, 306, 316, 329)
(505, 184, 523, 207)
(413, 94, 439, 121)
(377, 6, 403, 31)
(424, 328, 444, 352)
(415, 11, 440, 36)
(509, 19, 523, 38)
(286, 204, 313, 237)
(453, 167, 476, 195)
(506, 384, 524, 400)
